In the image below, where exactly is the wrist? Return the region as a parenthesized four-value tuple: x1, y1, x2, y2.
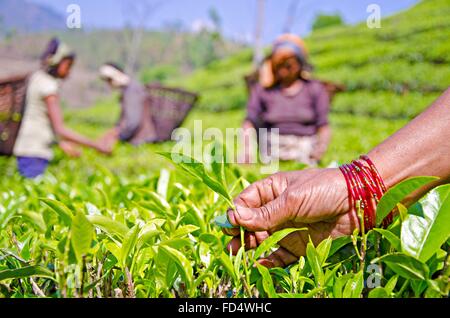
(339, 155, 394, 230)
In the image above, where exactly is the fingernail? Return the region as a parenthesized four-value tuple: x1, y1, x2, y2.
(227, 209, 238, 226)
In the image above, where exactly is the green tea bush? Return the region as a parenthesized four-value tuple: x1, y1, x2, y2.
(1, 145, 449, 298)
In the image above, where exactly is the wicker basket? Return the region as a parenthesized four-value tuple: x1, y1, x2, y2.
(146, 84, 198, 142)
(0, 75, 28, 156)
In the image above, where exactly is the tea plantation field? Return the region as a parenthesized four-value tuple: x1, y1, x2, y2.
(0, 0, 449, 298)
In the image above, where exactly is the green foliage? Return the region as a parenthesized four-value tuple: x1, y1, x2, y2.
(1, 141, 448, 297)
(376, 177, 439, 226)
(401, 185, 450, 262)
(140, 64, 180, 84)
(312, 13, 344, 31)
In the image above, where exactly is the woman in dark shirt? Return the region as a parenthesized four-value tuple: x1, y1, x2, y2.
(242, 34, 331, 165)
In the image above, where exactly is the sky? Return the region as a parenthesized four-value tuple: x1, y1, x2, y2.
(30, 0, 420, 43)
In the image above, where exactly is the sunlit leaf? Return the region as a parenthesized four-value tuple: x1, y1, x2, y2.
(71, 210, 94, 262)
(0, 265, 54, 282)
(401, 184, 450, 262)
(372, 253, 430, 280)
(254, 228, 306, 260)
(255, 263, 277, 298)
(376, 176, 438, 226)
(87, 215, 129, 239)
(306, 241, 323, 287)
(120, 225, 141, 268)
(20, 211, 46, 232)
(373, 228, 401, 251)
(342, 271, 363, 298)
(40, 198, 73, 226)
(219, 251, 237, 282)
(159, 245, 193, 290)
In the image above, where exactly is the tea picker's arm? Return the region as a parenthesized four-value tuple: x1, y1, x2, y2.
(368, 87, 450, 204)
(46, 95, 112, 155)
(222, 88, 450, 267)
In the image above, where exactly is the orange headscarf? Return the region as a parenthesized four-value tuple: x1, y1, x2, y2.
(259, 34, 312, 88)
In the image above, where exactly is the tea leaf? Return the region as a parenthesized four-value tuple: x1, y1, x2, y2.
(87, 215, 129, 239)
(199, 233, 223, 256)
(368, 287, 389, 298)
(373, 228, 401, 251)
(329, 236, 352, 257)
(401, 184, 450, 262)
(172, 225, 200, 238)
(342, 271, 364, 298)
(20, 211, 46, 233)
(234, 246, 245, 276)
(385, 274, 399, 294)
(376, 176, 438, 226)
(316, 236, 332, 265)
(372, 253, 430, 280)
(159, 245, 193, 289)
(213, 213, 237, 229)
(157, 168, 170, 199)
(210, 142, 226, 186)
(0, 265, 54, 282)
(255, 263, 277, 298)
(120, 225, 141, 268)
(306, 241, 324, 287)
(40, 198, 73, 226)
(254, 228, 305, 260)
(71, 210, 94, 262)
(219, 251, 237, 282)
(158, 152, 233, 206)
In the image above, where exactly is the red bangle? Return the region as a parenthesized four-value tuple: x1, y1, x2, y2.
(339, 155, 394, 231)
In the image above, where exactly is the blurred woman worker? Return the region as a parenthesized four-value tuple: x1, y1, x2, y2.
(242, 34, 331, 165)
(98, 63, 157, 145)
(13, 38, 112, 178)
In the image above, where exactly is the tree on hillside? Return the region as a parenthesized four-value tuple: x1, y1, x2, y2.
(121, 0, 164, 75)
(312, 13, 344, 31)
(208, 7, 222, 38)
(253, 0, 265, 67)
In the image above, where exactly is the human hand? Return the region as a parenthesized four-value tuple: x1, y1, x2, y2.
(94, 141, 113, 155)
(99, 129, 119, 148)
(310, 145, 326, 162)
(59, 140, 82, 158)
(223, 168, 358, 268)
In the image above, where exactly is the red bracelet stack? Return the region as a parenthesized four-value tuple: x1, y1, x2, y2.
(339, 155, 393, 231)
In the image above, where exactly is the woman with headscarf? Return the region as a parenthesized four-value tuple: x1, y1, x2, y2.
(13, 38, 112, 178)
(242, 34, 331, 166)
(98, 63, 157, 146)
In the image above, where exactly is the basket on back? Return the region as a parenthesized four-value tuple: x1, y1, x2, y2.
(0, 75, 28, 156)
(146, 83, 198, 142)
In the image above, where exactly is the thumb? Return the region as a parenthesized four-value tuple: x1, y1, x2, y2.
(227, 194, 288, 232)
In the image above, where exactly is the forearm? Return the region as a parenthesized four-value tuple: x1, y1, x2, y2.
(316, 125, 331, 153)
(368, 88, 450, 200)
(57, 127, 98, 149)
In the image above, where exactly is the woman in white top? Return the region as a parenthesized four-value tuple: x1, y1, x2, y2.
(13, 38, 112, 178)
